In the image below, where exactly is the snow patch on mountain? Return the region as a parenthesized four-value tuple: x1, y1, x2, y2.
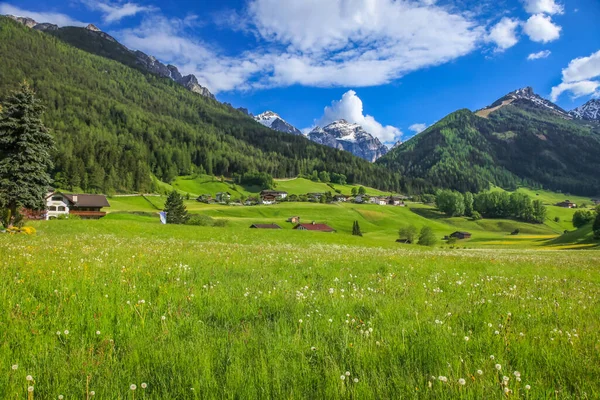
(254, 111, 302, 135)
(570, 99, 600, 121)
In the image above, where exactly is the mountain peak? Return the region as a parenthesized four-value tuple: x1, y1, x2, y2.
(477, 86, 571, 119)
(308, 121, 388, 162)
(86, 24, 101, 32)
(254, 111, 302, 136)
(570, 98, 600, 121)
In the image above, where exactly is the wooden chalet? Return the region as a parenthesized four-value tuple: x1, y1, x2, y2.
(45, 192, 110, 220)
(250, 223, 282, 229)
(260, 190, 288, 199)
(216, 192, 231, 202)
(450, 231, 472, 240)
(293, 222, 335, 232)
(555, 200, 576, 208)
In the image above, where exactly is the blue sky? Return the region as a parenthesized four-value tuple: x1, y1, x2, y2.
(2, 0, 599, 144)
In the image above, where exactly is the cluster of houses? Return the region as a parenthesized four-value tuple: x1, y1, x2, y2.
(22, 191, 111, 220)
(250, 218, 335, 232)
(555, 200, 577, 208)
(197, 190, 409, 206)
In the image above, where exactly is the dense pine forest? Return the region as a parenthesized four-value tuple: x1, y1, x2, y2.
(0, 18, 406, 194)
(378, 102, 600, 196)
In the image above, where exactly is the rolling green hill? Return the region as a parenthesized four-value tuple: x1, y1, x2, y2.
(378, 90, 600, 196)
(0, 17, 404, 194)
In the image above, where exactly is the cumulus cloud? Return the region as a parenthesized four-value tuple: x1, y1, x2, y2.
(0, 3, 85, 26)
(408, 123, 428, 134)
(527, 50, 551, 60)
(82, 1, 157, 24)
(487, 17, 520, 51)
(316, 90, 402, 144)
(523, 14, 561, 43)
(550, 50, 600, 101)
(521, 0, 564, 15)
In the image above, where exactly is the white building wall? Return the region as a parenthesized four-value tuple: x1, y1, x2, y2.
(46, 194, 70, 220)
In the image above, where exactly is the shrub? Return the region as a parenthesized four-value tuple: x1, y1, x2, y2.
(471, 211, 482, 220)
(186, 215, 214, 226)
(418, 226, 437, 246)
(398, 225, 418, 243)
(213, 219, 228, 228)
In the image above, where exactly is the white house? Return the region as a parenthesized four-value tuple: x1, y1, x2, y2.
(45, 192, 110, 220)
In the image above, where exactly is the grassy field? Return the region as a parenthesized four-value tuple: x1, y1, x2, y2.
(1, 218, 600, 399)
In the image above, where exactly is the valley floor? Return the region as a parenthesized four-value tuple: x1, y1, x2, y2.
(1, 218, 599, 398)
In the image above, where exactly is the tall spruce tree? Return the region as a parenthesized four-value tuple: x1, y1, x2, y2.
(163, 190, 189, 224)
(352, 220, 363, 236)
(0, 82, 54, 227)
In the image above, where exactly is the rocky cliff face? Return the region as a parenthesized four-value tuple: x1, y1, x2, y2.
(254, 111, 302, 135)
(308, 120, 388, 162)
(7, 15, 216, 100)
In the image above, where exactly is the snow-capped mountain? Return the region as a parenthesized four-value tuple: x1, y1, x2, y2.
(254, 111, 302, 135)
(570, 99, 600, 121)
(308, 120, 388, 162)
(478, 87, 571, 119)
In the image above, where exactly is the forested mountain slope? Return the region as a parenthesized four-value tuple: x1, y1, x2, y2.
(378, 90, 600, 196)
(0, 17, 404, 194)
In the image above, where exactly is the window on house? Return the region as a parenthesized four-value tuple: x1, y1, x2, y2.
(52, 196, 62, 201)
(58, 206, 65, 211)
(49, 206, 57, 211)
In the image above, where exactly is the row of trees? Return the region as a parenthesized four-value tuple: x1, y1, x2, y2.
(399, 225, 437, 246)
(435, 189, 547, 223)
(573, 207, 600, 239)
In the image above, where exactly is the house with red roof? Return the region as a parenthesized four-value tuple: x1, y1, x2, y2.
(293, 222, 335, 232)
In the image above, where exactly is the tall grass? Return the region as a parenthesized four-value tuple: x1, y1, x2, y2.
(1, 223, 599, 398)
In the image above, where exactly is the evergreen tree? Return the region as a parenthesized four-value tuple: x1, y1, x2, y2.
(0, 82, 54, 227)
(463, 192, 474, 217)
(164, 190, 189, 224)
(351, 187, 358, 196)
(352, 221, 363, 237)
(593, 212, 600, 240)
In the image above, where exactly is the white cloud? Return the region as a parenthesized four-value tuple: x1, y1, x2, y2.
(316, 90, 402, 144)
(550, 81, 600, 101)
(527, 50, 551, 60)
(523, 14, 561, 43)
(409, 123, 427, 134)
(487, 17, 520, 51)
(560, 50, 600, 83)
(81, 1, 157, 24)
(522, 0, 564, 15)
(0, 3, 85, 26)
(550, 50, 600, 101)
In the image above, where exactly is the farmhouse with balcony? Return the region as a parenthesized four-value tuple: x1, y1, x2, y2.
(216, 192, 231, 203)
(450, 231, 472, 240)
(555, 200, 576, 208)
(260, 190, 288, 200)
(45, 192, 110, 220)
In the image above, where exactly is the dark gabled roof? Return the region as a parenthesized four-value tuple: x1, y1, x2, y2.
(294, 223, 335, 232)
(52, 193, 110, 207)
(451, 231, 472, 235)
(250, 223, 282, 229)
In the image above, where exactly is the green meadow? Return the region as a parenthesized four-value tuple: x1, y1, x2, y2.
(1, 218, 600, 399)
(2, 182, 599, 398)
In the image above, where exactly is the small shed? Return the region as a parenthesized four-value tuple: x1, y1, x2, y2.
(287, 216, 300, 223)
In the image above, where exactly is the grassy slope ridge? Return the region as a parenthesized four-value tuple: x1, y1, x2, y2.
(378, 102, 600, 195)
(0, 17, 402, 193)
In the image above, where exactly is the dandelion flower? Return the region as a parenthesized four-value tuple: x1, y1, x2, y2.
(438, 376, 448, 382)
(495, 364, 502, 371)
(503, 376, 510, 383)
(58, 396, 64, 400)
(353, 378, 359, 383)
(476, 370, 483, 375)
(490, 355, 495, 360)
(11, 364, 17, 370)
(130, 384, 137, 390)
(328, 319, 333, 323)
(503, 387, 510, 394)
(298, 319, 303, 323)
(345, 371, 351, 376)
(96, 331, 101, 335)
(161, 316, 166, 321)
(464, 336, 469, 341)
(26, 375, 33, 381)
(27, 386, 34, 393)
(56, 331, 61, 335)
(525, 385, 531, 390)
(513, 371, 521, 377)
(340, 375, 346, 381)
(494, 330, 499, 335)
(141, 383, 147, 389)
(311, 346, 316, 351)
(90, 391, 95, 396)
(64, 330, 69, 335)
